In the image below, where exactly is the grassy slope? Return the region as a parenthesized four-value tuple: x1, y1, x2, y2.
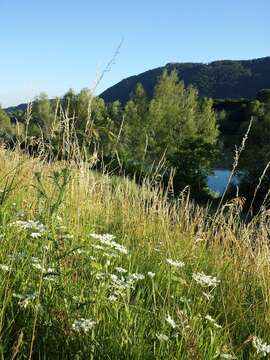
(0, 149, 269, 359)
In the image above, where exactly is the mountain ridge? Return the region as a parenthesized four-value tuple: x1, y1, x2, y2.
(100, 56, 270, 103)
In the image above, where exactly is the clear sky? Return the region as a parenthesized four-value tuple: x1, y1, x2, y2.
(0, 0, 269, 107)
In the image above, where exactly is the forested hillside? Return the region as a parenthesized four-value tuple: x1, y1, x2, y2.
(100, 57, 270, 103)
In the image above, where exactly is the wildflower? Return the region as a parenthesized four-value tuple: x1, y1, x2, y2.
(30, 232, 42, 239)
(128, 273, 145, 281)
(192, 272, 220, 287)
(0, 264, 11, 272)
(147, 271, 155, 278)
(90, 233, 128, 254)
(156, 333, 169, 341)
(166, 259, 185, 268)
(13, 292, 38, 308)
(252, 336, 270, 357)
(44, 275, 57, 281)
(205, 315, 222, 328)
(115, 267, 127, 274)
(90, 233, 115, 242)
(32, 263, 46, 272)
(16, 220, 45, 233)
(72, 318, 96, 333)
(110, 274, 131, 290)
(108, 294, 118, 302)
(103, 252, 118, 258)
(165, 314, 177, 329)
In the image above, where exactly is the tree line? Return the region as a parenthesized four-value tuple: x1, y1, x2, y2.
(1, 71, 270, 207)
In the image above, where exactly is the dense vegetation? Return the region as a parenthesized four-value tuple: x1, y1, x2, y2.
(1, 68, 270, 358)
(2, 71, 219, 200)
(100, 57, 270, 104)
(1, 143, 270, 358)
(2, 71, 270, 209)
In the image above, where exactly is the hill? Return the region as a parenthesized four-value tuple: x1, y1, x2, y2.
(100, 56, 270, 103)
(5, 102, 28, 113)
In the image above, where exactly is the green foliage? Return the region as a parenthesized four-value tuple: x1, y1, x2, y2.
(0, 106, 13, 137)
(120, 70, 219, 196)
(31, 93, 55, 138)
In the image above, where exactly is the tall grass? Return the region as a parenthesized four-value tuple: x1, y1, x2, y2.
(0, 143, 269, 359)
(1, 92, 270, 358)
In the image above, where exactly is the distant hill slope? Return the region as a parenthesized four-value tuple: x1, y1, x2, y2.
(5, 103, 28, 113)
(100, 57, 270, 103)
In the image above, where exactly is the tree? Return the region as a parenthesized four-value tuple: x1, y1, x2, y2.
(31, 93, 55, 138)
(0, 107, 12, 134)
(122, 83, 149, 161)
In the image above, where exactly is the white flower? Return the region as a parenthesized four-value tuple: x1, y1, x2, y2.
(0, 264, 11, 272)
(205, 315, 222, 328)
(16, 220, 45, 233)
(32, 263, 46, 272)
(90, 233, 115, 242)
(166, 259, 185, 268)
(165, 314, 177, 328)
(30, 232, 42, 239)
(90, 233, 128, 254)
(103, 252, 118, 258)
(252, 336, 270, 357)
(108, 294, 118, 302)
(128, 273, 145, 281)
(111, 274, 130, 290)
(32, 261, 56, 274)
(156, 333, 169, 341)
(13, 292, 38, 308)
(72, 318, 96, 333)
(192, 272, 220, 287)
(147, 272, 155, 278)
(115, 267, 127, 273)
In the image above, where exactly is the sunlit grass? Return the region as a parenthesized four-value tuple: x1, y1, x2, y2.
(0, 148, 269, 359)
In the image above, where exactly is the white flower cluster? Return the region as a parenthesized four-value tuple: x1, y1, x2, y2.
(31, 257, 57, 276)
(90, 233, 128, 254)
(72, 318, 96, 333)
(165, 314, 177, 329)
(110, 272, 145, 291)
(166, 259, 185, 268)
(108, 271, 146, 301)
(205, 314, 222, 328)
(192, 272, 220, 287)
(115, 266, 127, 273)
(15, 220, 46, 238)
(0, 264, 11, 272)
(252, 336, 270, 357)
(13, 292, 38, 308)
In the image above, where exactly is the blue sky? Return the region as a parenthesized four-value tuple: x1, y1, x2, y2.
(0, 0, 269, 107)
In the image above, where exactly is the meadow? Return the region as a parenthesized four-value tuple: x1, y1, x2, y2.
(0, 146, 269, 359)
